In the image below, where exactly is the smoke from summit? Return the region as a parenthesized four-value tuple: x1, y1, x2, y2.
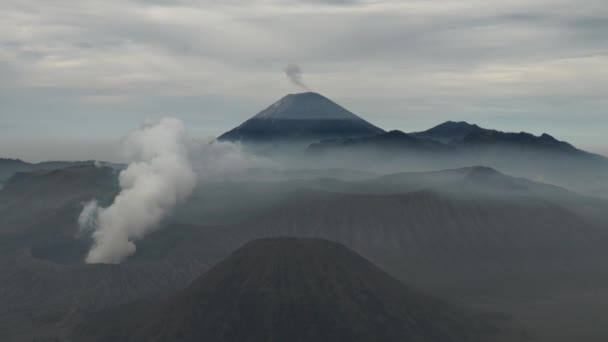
(284, 64, 310, 91)
(78, 117, 197, 264)
(78, 118, 266, 264)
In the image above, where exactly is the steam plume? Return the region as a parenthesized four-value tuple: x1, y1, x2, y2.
(78, 117, 196, 264)
(284, 64, 310, 91)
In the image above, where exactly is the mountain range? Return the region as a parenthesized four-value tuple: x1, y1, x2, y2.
(2, 93, 605, 197)
(311, 120, 594, 158)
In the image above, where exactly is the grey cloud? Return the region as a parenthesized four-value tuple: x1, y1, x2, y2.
(3, 0, 607, 74)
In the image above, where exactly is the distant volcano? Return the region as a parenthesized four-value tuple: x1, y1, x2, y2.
(218, 92, 385, 143)
(73, 238, 496, 342)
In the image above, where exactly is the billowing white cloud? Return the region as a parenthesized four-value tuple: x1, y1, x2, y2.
(77, 117, 267, 263)
(79, 117, 196, 263)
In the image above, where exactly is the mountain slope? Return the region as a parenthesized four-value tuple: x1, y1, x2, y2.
(73, 238, 497, 342)
(218, 92, 384, 143)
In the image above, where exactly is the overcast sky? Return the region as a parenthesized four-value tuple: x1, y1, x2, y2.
(1, 0, 607, 162)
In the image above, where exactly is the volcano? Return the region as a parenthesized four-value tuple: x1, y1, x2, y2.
(73, 238, 496, 342)
(218, 92, 385, 143)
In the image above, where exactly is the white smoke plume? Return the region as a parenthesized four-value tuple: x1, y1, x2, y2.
(78, 117, 196, 264)
(284, 64, 310, 91)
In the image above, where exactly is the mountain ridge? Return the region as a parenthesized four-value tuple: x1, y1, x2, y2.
(411, 121, 484, 143)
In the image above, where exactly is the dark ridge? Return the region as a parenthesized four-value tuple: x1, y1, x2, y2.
(0, 158, 28, 164)
(460, 128, 578, 153)
(410, 121, 582, 154)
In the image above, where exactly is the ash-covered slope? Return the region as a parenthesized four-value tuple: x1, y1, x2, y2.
(0, 165, 119, 237)
(73, 238, 496, 342)
(0, 158, 105, 181)
(218, 92, 384, 143)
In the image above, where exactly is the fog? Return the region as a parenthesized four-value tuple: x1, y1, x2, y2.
(227, 139, 608, 199)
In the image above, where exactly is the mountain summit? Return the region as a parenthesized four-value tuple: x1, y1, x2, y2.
(411, 121, 484, 143)
(218, 92, 384, 143)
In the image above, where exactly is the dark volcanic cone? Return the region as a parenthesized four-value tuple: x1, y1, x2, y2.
(74, 238, 498, 342)
(218, 92, 384, 143)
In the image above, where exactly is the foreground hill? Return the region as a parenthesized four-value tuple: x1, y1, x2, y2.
(218, 92, 384, 143)
(73, 238, 498, 342)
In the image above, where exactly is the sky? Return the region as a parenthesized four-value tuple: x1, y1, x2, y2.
(1, 0, 607, 162)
